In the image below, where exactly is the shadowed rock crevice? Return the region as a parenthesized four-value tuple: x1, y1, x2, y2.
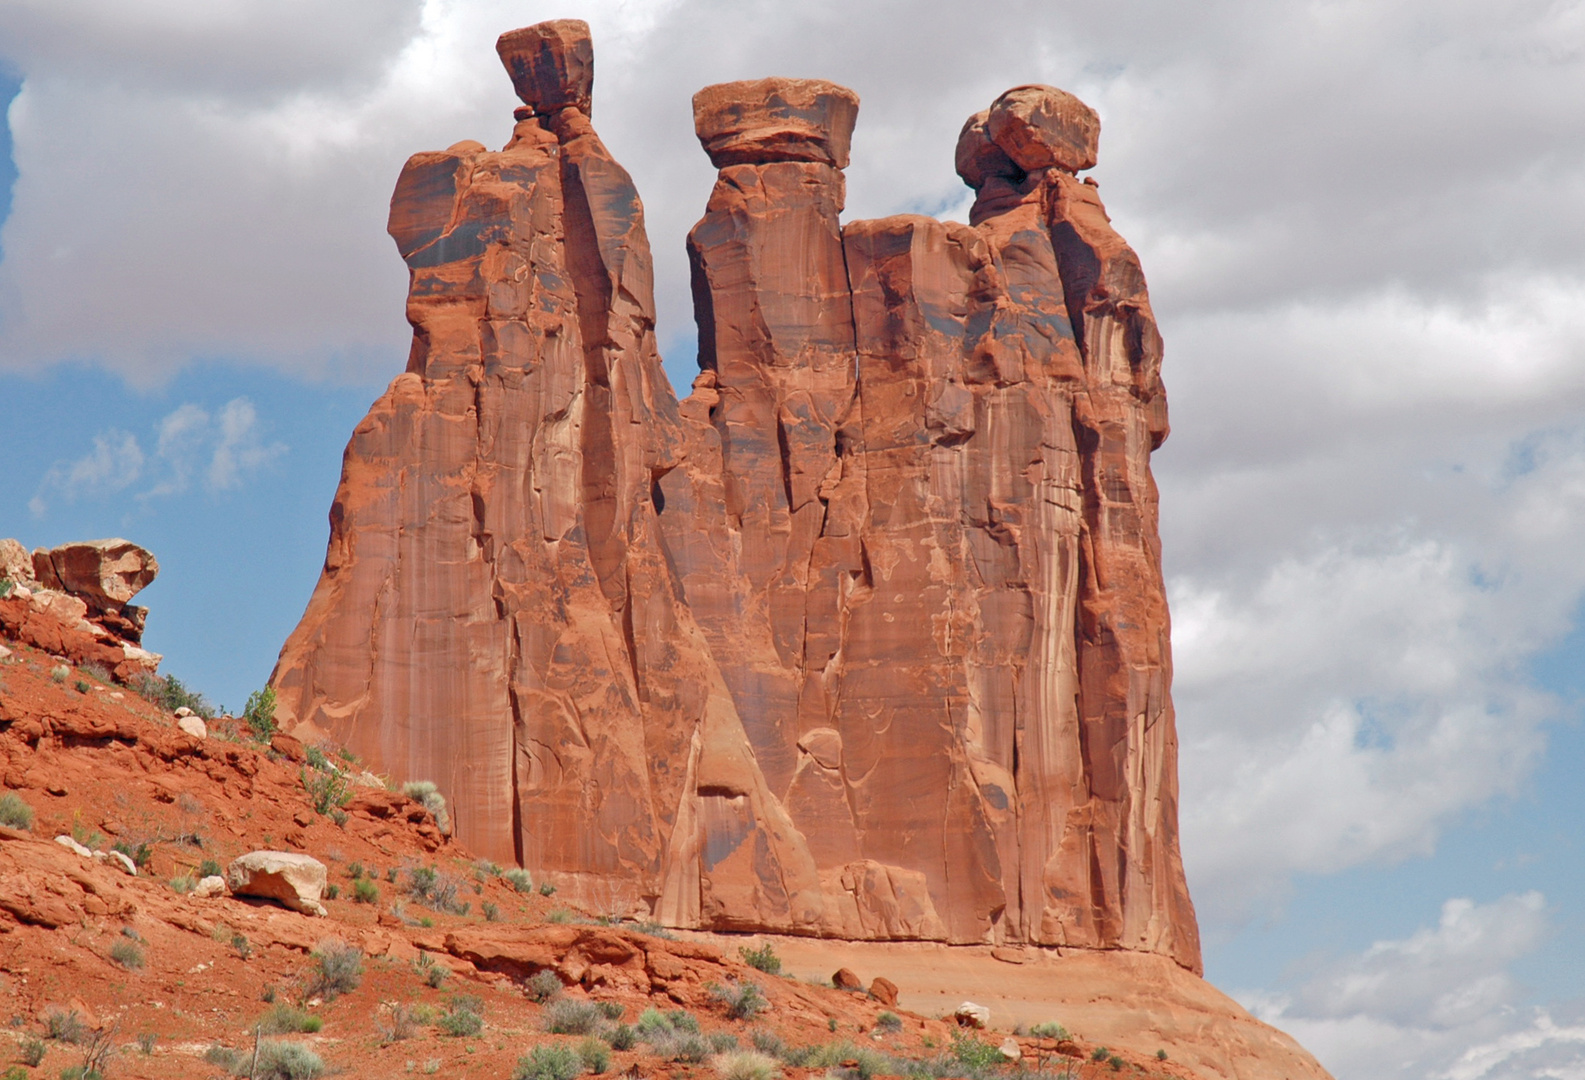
(270, 22, 1196, 973)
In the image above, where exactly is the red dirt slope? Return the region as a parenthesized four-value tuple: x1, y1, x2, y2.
(0, 637, 1195, 1080)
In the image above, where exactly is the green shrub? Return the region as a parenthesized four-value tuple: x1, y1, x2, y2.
(134, 672, 214, 718)
(251, 1039, 325, 1080)
(258, 1004, 323, 1034)
(405, 864, 466, 913)
(352, 877, 379, 904)
(305, 940, 361, 1000)
(637, 1009, 709, 1063)
(199, 857, 222, 878)
(401, 781, 451, 833)
(0, 791, 34, 830)
(135, 1031, 156, 1054)
(232, 932, 252, 960)
(169, 873, 196, 894)
(636, 1008, 670, 1037)
(109, 939, 144, 969)
(0, 578, 11, 598)
(580, 1037, 612, 1075)
(438, 996, 484, 1037)
(503, 867, 533, 892)
(544, 999, 604, 1035)
(712, 1050, 782, 1080)
(51, 665, 68, 684)
(301, 766, 351, 816)
(667, 1034, 712, 1064)
(547, 908, 572, 924)
(204, 1045, 242, 1070)
(950, 1032, 1003, 1072)
(606, 1024, 637, 1051)
(539, 880, 557, 897)
(111, 839, 153, 869)
(709, 980, 766, 1021)
(482, 900, 501, 922)
(875, 1012, 902, 1034)
(749, 1030, 786, 1058)
(324, 883, 339, 901)
(515, 1044, 582, 1080)
(1029, 1022, 1068, 1040)
(526, 969, 564, 1003)
(20, 1036, 46, 1064)
(244, 686, 277, 742)
(1109, 1054, 1125, 1071)
(709, 1032, 740, 1053)
(1157, 1049, 1169, 1061)
(738, 943, 781, 975)
(74, 679, 90, 693)
(1092, 1047, 1112, 1062)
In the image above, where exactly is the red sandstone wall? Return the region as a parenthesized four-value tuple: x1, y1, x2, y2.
(271, 23, 1200, 972)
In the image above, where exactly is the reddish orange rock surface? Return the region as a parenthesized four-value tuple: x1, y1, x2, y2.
(272, 22, 1196, 972)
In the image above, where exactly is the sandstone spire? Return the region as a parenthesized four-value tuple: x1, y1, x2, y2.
(272, 26, 1198, 971)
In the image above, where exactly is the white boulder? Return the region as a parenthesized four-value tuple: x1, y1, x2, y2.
(954, 1001, 990, 1029)
(55, 834, 93, 858)
(192, 875, 227, 898)
(226, 851, 328, 916)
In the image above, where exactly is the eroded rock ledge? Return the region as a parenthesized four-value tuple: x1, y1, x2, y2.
(270, 20, 1197, 973)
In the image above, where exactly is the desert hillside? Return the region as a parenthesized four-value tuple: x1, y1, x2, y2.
(0, 618, 1247, 1080)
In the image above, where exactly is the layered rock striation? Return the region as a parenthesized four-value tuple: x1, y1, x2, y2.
(272, 23, 1198, 971)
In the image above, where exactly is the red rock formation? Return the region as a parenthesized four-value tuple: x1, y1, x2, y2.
(0, 537, 161, 680)
(271, 22, 818, 927)
(272, 28, 1197, 971)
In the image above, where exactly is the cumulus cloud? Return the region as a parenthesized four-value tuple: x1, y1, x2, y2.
(6, 0, 1575, 384)
(1171, 419, 1585, 916)
(29, 397, 283, 514)
(1240, 892, 1585, 1080)
(27, 429, 143, 515)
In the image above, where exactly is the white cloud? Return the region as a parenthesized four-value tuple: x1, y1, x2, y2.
(27, 429, 143, 515)
(28, 397, 283, 514)
(4, 0, 1573, 382)
(208, 397, 280, 490)
(1240, 893, 1572, 1080)
(1172, 418, 1585, 917)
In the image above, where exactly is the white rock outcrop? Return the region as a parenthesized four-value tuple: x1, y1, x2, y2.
(226, 851, 328, 916)
(192, 875, 227, 898)
(954, 1002, 990, 1029)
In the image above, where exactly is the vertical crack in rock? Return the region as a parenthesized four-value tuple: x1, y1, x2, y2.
(271, 28, 1200, 973)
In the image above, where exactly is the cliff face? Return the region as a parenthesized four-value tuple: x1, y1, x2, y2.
(271, 20, 1199, 971)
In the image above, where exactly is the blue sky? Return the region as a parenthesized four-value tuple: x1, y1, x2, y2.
(2, 4, 1584, 1077)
